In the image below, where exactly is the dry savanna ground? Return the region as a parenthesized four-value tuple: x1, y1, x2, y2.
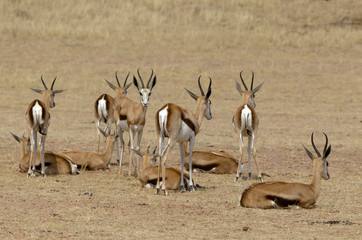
(0, 0, 361, 239)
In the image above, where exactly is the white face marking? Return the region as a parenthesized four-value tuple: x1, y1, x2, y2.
(140, 89, 151, 107)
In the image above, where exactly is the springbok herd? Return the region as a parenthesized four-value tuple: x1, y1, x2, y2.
(11, 69, 332, 209)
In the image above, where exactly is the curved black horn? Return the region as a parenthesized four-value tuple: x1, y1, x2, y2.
(123, 72, 130, 87)
(146, 146, 150, 153)
(41, 76, 48, 90)
(115, 71, 121, 87)
(137, 68, 145, 88)
(50, 76, 57, 90)
(251, 71, 254, 90)
(146, 69, 154, 88)
(198, 75, 205, 96)
(322, 132, 328, 155)
(153, 146, 157, 154)
(239, 71, 248, 91)
(311, 132, 321, 157)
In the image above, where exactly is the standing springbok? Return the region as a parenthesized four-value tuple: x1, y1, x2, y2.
(11, 132, 78, 175)
(114, 68, 157, 177)
(239, 132, 331, 209)
(232, 71, 264, 181)
(132, 147, 194, 190)
(94, 71, 132, 155)
(25, 76, 63, 177)
(155, 76, 212, 195)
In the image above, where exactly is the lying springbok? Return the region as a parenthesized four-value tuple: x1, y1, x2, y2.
(94, 71, 132, 154)
(26, 76, 64, 177)
(114, 68, 157, 177)
(133, 147, 193, 190)
(156, 75, 212, 195)
(183, 143, 238, 174)
(239, 132, 331, 209)
(11, 132, 78, 175)
(232, 71, 264, 181)
(56, 128, 117, 171)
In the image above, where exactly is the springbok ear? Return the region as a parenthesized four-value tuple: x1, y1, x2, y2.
(185, 88, 198, 101)
(30, 88, 42, 94)
(133, 76, 140, 90)
(303, 145, 314, 160)
(105, 79, 117, 91)
(10, 132, 21, 142)
(52, 89, 64, 94)
(324, 145, 331, 158)
(235, 81, 243, 94)
(252, 82, 264, 94)
(149, 76, 157, 90)
(131, 149, 143, 158)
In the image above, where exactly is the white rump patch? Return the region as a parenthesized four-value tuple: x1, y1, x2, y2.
(159, 106, 168, 136)
(98, 96, 107, 118)
(32, 101, 44, 125)
(241, 105, 252, 130)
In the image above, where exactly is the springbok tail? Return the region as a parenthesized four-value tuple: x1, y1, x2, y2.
(98, 95, 108, 123)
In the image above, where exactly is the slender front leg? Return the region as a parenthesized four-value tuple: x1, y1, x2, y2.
(247, 134, 252, 180)
(188, 136, 196, 192)
(178, 142, 186, 193)
(235, 133, 244, 182)
(252, 130, 262, 181)
(28, 129, 37, 177)
(136, 129, 143, 177)
(156, 135, 164, 194)
(40, 132, 47, 177)
(128, 129, 136, 177)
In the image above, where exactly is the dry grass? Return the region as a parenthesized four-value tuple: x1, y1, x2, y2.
(0, 0, 361, 239)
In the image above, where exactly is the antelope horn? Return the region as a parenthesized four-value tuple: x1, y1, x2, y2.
(50, 76, 57, 90)
(239, 71, 248, 91)
(137, 68, 145, 88)
(198, 75, 205, 96)
(123, 72, 130, 87)
(251, 71, 254, 90)
(41, 76, 48, 90)
(146, 69, 154, 88)
(153, 146, 157, 154)
(311, 132, 321, 157)
(147, 146, 150, 153)
(10, 132, 21, 142)
(115, 71, 121, 87)
(323, 132, 328, 155)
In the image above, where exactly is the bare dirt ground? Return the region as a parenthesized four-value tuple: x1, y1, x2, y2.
(0, 1, 361, 239)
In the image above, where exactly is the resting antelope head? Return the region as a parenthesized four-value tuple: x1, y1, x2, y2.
(236, 71, 264, 108)
(133, 68, 157, 107)
(30, 76, 64, 108)
(185, 75, 212, 120)
(132, 146, 159, 169)
(303, 132, 331, 180)
(105, 71, 133, 99)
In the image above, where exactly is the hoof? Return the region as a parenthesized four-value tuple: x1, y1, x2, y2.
(116, 160, 120, 166)
(180, 187, 186, 193)
(156, 188, 160, 195)
(41, 173, 46, 178)
(162, 189, 168, 196)
(248, 173, 252, 180)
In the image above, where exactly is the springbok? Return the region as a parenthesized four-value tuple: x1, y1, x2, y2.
(232, 71, 264, 181)
(239, 132, 331, 209)
(155, 75, 212, 195)
(94, 71, 132, 155)
(56, 128, 118, 171)
(133, 147, 193, 190)
(11, 132, 78, 175)
(25, 76, 63, 177)
(183, 143, 238, 174)
(114, 68, 157, 177)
